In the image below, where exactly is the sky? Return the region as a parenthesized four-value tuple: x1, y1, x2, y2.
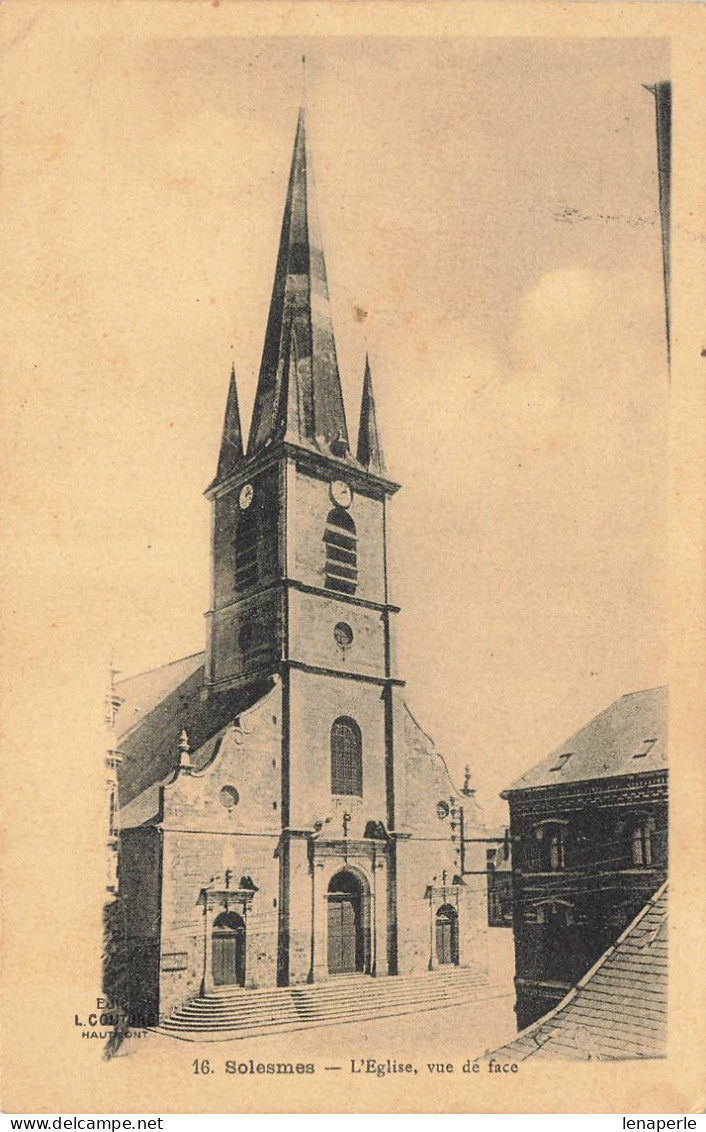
(4, 32, 669, 824)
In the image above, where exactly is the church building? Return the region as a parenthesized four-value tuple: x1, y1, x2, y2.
(115, 108, 488, 1025)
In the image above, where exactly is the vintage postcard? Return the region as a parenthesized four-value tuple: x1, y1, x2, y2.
(1, 0, 704, 1116)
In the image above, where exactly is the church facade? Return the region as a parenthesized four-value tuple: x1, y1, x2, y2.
(115, 109, 488, 1024)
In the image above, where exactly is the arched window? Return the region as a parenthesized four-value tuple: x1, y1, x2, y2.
(530, 822, 567, 872)
(324, 508, 357, 596)
(331, 716, 363, 796)
(631, 817, 655, 866)
(235, 505, 258, 592)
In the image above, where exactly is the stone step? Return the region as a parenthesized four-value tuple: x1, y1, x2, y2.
(163, 995, 495, 1031)
(157, 985, 509, 1040)
(160, 969, 494, 1037)
(166, 993, 494, 1031)
(180, 979, 487, 1017)
(181, 976, 486, 1014)
(202, 968, 484, 999)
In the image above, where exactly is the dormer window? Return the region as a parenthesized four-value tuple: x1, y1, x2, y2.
(324, 507, 357, 596)
(549, 752, 573, 772)
(632, 738, 657, 759)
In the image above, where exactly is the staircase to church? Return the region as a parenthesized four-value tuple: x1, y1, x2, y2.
(157, 967, 505, 1040)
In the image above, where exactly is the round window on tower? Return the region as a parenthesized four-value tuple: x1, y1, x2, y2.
(334, 622, 354, 648)
(220, 786, 240, 810)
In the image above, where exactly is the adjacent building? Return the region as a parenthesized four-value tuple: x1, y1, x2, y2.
(487, 881, 668, 1061)
(486, 829, 513, 928)
(113, 108, 488, 1025)
(501, 686, 668, 1030)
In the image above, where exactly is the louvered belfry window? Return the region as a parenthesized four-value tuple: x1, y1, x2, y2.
(331, 716, 363, 796)
(235, 506, 258, 592)
(324, 507, 357, 596)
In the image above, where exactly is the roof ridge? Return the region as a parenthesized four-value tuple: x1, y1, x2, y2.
(621, 685, 668, 698)
(115, 650, 205, 685)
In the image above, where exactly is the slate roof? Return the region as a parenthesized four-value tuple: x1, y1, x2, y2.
(116, 651, 205, 741)
(247, 108, 350, 458)
(115, 651, 272, 806)
(488, 882, 668, 1061)
(118, 721, 233, 829)
(502, 686, 668, 794)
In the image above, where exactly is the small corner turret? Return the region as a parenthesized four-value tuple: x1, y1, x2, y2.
(356, 354, 386, 477)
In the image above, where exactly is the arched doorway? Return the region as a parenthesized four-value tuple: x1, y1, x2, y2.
(212, 911, 246, 987)
(327, 871, 367, 976)
(435, 904, 459, 966)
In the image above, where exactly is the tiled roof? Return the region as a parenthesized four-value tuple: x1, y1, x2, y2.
(116, 652, 205, 740)
(502, 686, 668, 794)
(488, 882, 668, 1061)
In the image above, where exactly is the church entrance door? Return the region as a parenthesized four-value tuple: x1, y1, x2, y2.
(212, 911, 246, 987)
(327, 871, 365, 976)
(435, 904, 459, 966)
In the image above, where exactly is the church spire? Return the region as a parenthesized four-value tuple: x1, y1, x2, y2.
(216, 363, 244, 481)
(356, 354, 386, 476)
(247, 107, 349, 457)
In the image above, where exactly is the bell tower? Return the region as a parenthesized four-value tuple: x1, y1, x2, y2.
(204, 108, 400, 718)
(205, 109, 406, 987)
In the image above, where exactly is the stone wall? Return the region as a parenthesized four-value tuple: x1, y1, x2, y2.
(288, 668, 388, 835)
(156, 681, 284, 1014)
(288, 589, 389, 679)
(290, 463, 386, 603)
(159, 830, 280, 1016)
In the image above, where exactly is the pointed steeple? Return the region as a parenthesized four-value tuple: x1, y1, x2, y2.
(247, 108, 349, 457)
(216, 363, 244, 481)
(356, 354, 386, 476)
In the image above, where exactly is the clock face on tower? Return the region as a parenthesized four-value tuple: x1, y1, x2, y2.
(330, 480, 352, 509)
(239, 483, 254, 510)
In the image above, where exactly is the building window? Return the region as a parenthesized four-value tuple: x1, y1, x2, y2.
(531, 822, 567, 871)
(572, 804, 606, 864)
(548, 828, 565, 871)
(324, 508, 358, 596)
(235, 506, 257, 592)
(631, 818, 655, 866)
(108, 789, 117, 838)
(537, 901, 576, 983)
(334, 621, 354, 648)
(331, 716, 363, 796)
(220, 786, 240, 810)
(238, 615, 269, 656)
(545, 828, 567, 869)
